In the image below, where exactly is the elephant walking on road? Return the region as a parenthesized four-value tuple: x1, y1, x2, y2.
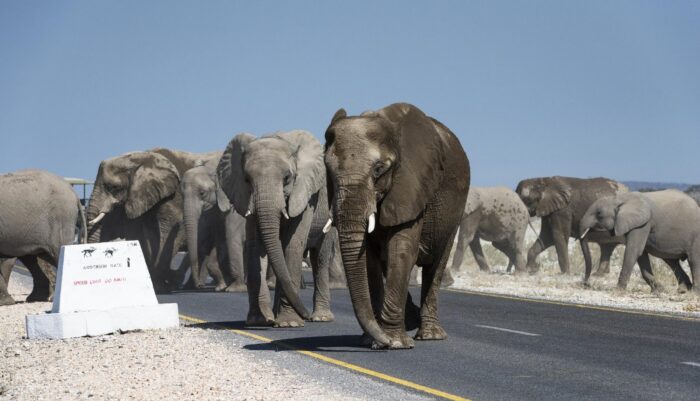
(449, 187, 529, 277)
(324, 103, 470, 349)
(580, 190, 699, 293)
(181, 158, 247, 292)
(217, 130, 338, 327)
(87, 148, 220, 292)
(0, 169, 86, 305)
(516, 176, 628, 283)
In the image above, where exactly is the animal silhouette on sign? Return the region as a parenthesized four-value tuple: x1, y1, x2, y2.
(82, 247, 97, 257)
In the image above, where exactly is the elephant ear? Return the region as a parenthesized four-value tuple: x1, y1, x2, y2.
(125, 153, 180, 219)
(465, 188, 481, 215)
(217, 133, 256, 217)
(614, 194, 651, 236)
(282, 130, 325, 218)
(210, 168, 231, 213)
(379, 104, 445, 226)
(536, 177, 572, 217)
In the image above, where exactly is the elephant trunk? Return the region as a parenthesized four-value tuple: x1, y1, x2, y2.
(254, 182, 310, 320)
(579, 213, 596, 239)
(334, 180, 391, 347)
(86, 186, 105, 243)
(183, 201, 204, 288)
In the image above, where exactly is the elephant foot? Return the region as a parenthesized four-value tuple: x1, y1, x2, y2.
(651, 284, 665, 295)
(274, 308, 305, 328)
(213, 282, 228, 292)
(372, 331, 415, 350)
(415, 322, 447, 341)
(0, 295, 16, 306)
(582, 280, 591, 289)
(310, 309, 334, 322)
(592, 269, 609, 277)
(266, 280, 276, 290)
(359, 332, 374, 346)
(224, 282, 247, 293)
(246, 310, 275, 327)
(441, 271, 455, 288)
(26, 291, 52, 303)
(677, 283, 691, 294)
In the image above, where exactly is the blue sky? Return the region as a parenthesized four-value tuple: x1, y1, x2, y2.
(1, 1, 698, 187)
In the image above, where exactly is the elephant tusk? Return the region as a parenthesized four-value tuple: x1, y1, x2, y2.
(89, 212, 106, 225)
(580, 228, 590, 239)
(322, 218, 333, 234)
(367, 213, 375, 234)
(245, 209, 252, 217)
(281, 209, 290, 220)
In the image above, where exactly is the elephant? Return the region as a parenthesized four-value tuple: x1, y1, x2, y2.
(0, 169, 86, 305)
(515, 176, 628, 283)
(181, 157, 247, 292)
(580, 190, 699, 293)
(449, 186, 529, 277)
(217, 130, 339, 327)
(86, 148, 219, 292)
(324, 103, 470, 349)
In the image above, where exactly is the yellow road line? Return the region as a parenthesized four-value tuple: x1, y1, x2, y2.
(179, 314, 471, 401)
(445, 287, 700, 322)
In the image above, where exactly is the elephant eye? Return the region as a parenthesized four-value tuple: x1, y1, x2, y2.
(372, 161, 387, 179)
(284, 172, 293, 185)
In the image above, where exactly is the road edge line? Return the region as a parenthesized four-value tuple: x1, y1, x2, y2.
(178, 314, 472, 401)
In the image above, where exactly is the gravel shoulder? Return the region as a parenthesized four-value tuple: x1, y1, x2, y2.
(445, 219, 700, 318)
(1, 272, 429, 401)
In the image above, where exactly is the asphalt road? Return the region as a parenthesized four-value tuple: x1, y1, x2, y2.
(160, 280, 700, 401)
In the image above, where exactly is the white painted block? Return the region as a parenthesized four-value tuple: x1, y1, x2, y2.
(26, 304, 179, 339)
(26, 241, 180, 339)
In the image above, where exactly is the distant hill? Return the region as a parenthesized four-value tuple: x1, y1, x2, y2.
(621, 181, 694, 192)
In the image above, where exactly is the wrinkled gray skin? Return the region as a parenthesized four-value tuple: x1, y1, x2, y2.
(580, 190, 700, 293)
(449, 187, 529, 277)
(0, 169, 86, 305)
(181, 158, 247, 292)
(516, 176, 628, 284)
(217, 131, 338, 327)
(87, 148, 219, 292)
(325, 103, 470, 350)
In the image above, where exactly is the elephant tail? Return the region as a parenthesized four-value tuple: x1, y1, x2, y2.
(77, 198, 87, 244)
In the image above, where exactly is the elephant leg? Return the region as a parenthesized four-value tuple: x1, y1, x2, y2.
(663, 258, 692, 293)
(594, 243, 616, 276)
(637, 252, 662, 293)
(415, 226, 457, 342)
(511, 231, 528, 274)
(550, 215, 572, 274)
(617, 227, 650, 290)
(325, 229, 346, 289)
(274, 209, 314, 328)
(21, 254, 55, 303)
(580, 239, 593, 285)
(224, 211, 246, 292)
(245, 219, 274, 326)
(377, 221, 423, 349)
(309, 247, 333, 322)
(0, 258, 16, 305)
(526, 220, 554, 272)
(449, 215, 475, 273)
(687, 245, 700, 295)
(470, 237, 491, 272)
(204, 246, 227, 291)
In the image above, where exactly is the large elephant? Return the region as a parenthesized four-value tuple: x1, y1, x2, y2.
(580, 190, 699, 293)
(181, 158, 246, 292)
(86, 148, 219, 292)
(449, 186, 529, 276)
(515, 176, 628, 283)
(0, 169, 86, 305)
(217, 130, 338, 327)
(324, 103, 470, 349)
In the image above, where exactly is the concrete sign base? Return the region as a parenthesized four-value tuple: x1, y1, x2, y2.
(25, 241, 180, 339)
(26, 304, 179, 339)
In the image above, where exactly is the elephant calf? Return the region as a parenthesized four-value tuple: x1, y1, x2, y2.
(0, 169, 86, 305)
(581, 190, 700, 293)
(449, 187, 529, 276)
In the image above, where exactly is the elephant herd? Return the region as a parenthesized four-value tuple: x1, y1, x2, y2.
(1, 102, 699, 350)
